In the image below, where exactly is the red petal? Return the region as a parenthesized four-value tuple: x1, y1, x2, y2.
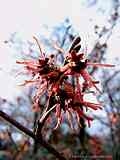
(87, 62, 115, 67)
(80, 69, 101, 93)
(83, 101, 102, 110)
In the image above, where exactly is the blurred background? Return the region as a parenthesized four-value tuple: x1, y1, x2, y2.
(0, 0, 120, 159)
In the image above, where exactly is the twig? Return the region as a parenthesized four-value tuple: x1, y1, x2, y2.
(33, 104, 57, 155)
(92, 114, 110, 127)
(0, 110, 66, 160)
(7, 129, 19, 152)
(13, 138, 30, 160)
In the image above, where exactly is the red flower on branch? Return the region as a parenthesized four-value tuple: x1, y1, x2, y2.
(16, 36, 114, 129)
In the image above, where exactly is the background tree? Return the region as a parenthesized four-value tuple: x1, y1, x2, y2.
(0, 0, 120, 159)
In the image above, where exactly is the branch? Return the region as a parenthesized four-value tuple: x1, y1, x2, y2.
(33, 104, 57, 155)
(0, 110, 66, 160)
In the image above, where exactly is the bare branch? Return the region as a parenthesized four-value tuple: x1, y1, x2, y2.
(0, 110, 66, 160)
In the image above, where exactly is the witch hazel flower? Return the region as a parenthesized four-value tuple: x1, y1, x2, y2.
(65, 37, 114, 91)
(16, 36, 114, 129)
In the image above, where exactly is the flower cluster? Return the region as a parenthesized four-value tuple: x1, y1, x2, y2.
(16, 36, 114, 129)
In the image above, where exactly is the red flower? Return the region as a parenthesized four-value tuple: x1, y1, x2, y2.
(16, 36, 114, 129)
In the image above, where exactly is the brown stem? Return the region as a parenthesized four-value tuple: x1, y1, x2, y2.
(0, 110, 66, 160)
(33, 110, 50, 154)
(33, 112, 39, 154)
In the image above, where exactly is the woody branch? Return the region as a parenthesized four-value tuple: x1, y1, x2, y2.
(0, 110, 66, 160)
